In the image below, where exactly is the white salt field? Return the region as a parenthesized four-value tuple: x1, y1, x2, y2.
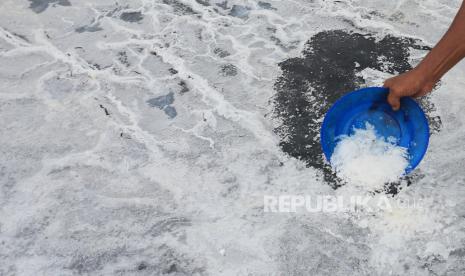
(330, 124, 409, 191)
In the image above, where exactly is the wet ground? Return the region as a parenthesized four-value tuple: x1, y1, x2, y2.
(0, 0, 464, 275)
(274, 30, 441, 191)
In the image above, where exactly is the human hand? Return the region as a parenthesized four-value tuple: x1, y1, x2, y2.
(383, 68, 437, 110)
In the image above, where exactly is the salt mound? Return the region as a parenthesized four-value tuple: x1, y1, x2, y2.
(330, 124, 409, 190)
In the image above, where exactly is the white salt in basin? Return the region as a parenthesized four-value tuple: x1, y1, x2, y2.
(330, 123, 409, 190)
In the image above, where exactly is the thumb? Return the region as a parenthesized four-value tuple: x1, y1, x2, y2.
(387, 91, 401, 111)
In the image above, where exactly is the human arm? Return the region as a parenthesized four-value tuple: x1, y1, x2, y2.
(384, 0, 465, 110)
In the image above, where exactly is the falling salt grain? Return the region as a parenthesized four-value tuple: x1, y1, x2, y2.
(330, 124, 409, 190)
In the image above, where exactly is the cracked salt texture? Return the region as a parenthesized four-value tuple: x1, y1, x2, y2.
(330, 124, 408, 190)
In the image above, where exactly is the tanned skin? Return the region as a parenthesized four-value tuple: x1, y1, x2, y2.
(384, 1, 465, 110)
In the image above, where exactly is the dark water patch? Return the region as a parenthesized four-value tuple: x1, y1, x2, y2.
(147, 92, 174, 109)
(213, 47, 230, 58)
(229, 5, 251, 19)
(258, 1, 276, 10)
(216, 1, 228, 9)
(147, 92, 177, 119)
(137, 262, 148, 270)
(162, 0, 197, 15)
(178, 80, 189, 94)
(164, 106, 177, 118)
(75, 23, 103, 33)
(120, 11, 144, 23)
(272, 30, 440, 191)
(219, 63, 238, 76)
(195, 0, 210, 6)
(28, 0, 71, 13)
